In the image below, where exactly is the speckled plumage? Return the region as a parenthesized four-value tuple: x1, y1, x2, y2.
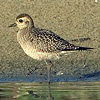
(9, 13, 93, 60)
(30, 28, 77, 52)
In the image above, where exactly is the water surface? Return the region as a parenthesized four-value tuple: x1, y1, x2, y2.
(0, 82, 100, 100)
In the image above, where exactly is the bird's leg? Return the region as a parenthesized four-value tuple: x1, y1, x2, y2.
(44, 60, 53, 83)
(47, 82, 54, 100)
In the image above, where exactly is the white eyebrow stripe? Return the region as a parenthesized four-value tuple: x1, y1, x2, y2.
(19, 18, 25, 20)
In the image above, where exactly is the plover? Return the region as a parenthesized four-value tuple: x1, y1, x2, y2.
(9, 13, 93, 82)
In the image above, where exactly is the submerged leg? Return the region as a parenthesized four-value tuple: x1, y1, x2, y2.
(47, 82, 54, 100)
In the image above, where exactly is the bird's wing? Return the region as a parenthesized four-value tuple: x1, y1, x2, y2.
(29, 28, 77, 53)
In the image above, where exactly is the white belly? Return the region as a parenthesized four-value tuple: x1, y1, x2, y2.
(24, 47, 60, 60)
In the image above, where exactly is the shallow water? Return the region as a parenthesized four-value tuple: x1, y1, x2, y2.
(0, 82, 100, 100)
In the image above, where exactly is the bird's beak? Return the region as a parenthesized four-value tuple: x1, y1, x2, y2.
(8, 23, 17, 27)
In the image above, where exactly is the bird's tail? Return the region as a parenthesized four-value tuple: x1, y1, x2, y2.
(75, 46, 93, 50)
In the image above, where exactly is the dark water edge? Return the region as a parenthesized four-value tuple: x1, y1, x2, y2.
(0, 72, 100, 82)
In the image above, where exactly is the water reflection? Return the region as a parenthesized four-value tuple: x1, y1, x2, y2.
(27, 82, 54, 100)
(0, 82, 100, 100)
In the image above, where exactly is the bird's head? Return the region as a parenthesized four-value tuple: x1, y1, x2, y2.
(9, 13, 34, 29)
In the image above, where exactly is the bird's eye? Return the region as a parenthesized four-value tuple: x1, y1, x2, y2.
(18, 19, 23, 23)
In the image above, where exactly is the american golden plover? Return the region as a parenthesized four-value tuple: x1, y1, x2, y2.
(9, 13, 93, 82)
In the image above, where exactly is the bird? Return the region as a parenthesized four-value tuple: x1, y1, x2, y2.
(9, 13, 93, 83)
